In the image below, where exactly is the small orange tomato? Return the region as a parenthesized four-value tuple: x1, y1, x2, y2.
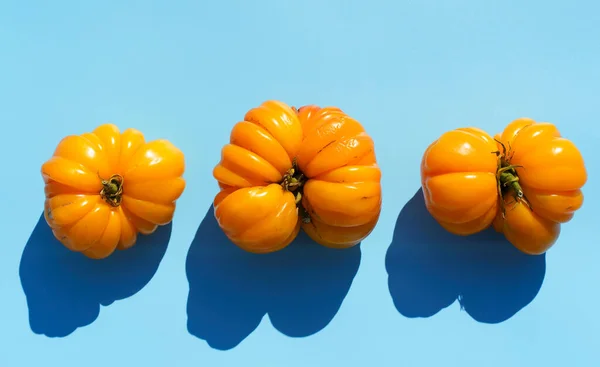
(41, 123, 186, 259)
(420, 127, 500, 235)
(212, 100, 382, 253)
(492, 118, 587, 255)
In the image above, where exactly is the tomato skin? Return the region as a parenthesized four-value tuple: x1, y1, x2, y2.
(492, 196, 561, 255)
(492, 118, 587, 254)
(420, 127, 499, 236)
(214, 184, 300, 254)
(212, 101, 382, 253)
(296, 105, 382, 248)
(41, 123, 186, 259)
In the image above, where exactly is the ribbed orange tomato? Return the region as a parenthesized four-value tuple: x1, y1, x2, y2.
(420, 127, 499, 236)
(421, 118, 587, 255)
(492, 118, 587, 254)
(212, 100, 382, 253)
(41, 123, 186, 259)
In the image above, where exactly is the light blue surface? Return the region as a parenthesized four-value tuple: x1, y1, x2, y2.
(1, 0, 599, 366)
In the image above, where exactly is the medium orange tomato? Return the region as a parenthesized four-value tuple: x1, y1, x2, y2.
(41, 123, 186, 259)
(492, 118, 587, 255)
(421, 118, 587, 255)
(212, 100, 382, 253)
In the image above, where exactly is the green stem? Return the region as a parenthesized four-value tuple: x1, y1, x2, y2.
(496, 161, 532, 214)
(280, 159, 310, 223)
(99, 174, 124, 207)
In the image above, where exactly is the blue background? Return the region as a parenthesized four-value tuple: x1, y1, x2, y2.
(1, 0, 598, 366)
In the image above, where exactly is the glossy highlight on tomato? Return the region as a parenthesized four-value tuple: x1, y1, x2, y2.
(41, 123, 186, 259)
(212, 100, 382, 253)
(421, 118, 587, 255)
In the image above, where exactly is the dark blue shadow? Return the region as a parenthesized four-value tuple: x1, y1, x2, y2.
(186, 205, 361, 350)
(19, 213, 171, 337)
(385, 189, 546, 323)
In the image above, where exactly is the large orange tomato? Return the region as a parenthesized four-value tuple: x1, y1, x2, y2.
(492, 118, 587, 254)
(420, 119, 587, 255)
(212, 100, 382, 253)
(41, 123, 186, 259)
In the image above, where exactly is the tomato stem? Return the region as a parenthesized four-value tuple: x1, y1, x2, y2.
(493, 139, 532, 217)
(99, 173, 124, 207)
(280, 158, 310, 223)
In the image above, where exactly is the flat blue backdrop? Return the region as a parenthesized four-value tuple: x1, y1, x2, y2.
(1, 0, 598, 366)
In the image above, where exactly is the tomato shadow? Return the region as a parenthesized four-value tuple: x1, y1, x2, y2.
(385, 189, 546, 323)
(19, 213, 171, 337)
(186, 205, 361, 351)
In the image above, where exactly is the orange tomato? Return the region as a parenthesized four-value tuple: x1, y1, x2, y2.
(212, 100, 382, 253)
(420, 127, 500, 236)
(492, 118, 587, 255)
(421, 118, 587, 255)
(41, 123, 186, 259)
